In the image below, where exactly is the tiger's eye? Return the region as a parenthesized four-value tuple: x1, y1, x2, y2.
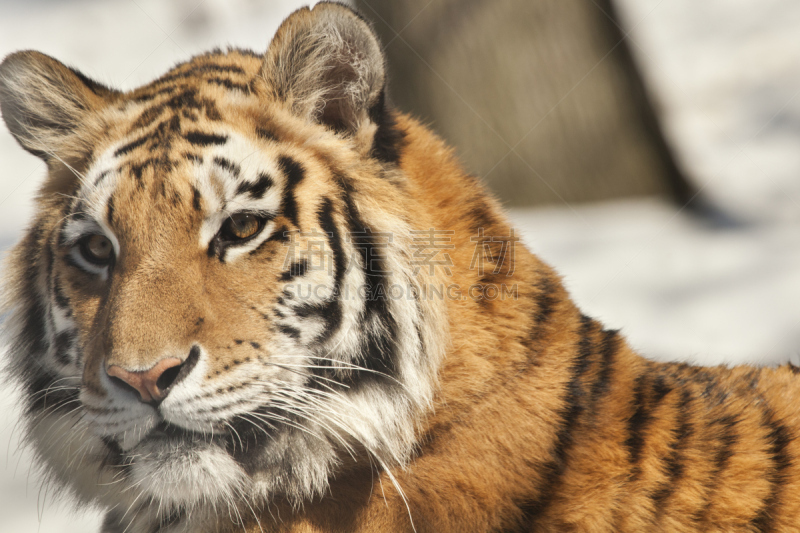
(224, 213, 261, 241)
(81, 234, 113, 264)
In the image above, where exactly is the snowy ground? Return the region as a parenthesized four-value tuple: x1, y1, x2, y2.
(1, 0, 800, 531)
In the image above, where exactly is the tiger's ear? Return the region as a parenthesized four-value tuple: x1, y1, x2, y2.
(0, 51, 115, 162)
(261, 2, 387, 136)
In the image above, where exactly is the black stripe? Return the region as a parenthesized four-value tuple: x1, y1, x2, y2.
(518, 315, 595, 526)
(534, 277, 558, 325)
(201, 97, 222, 121)
(576, 314, 595, 365)
(280, 258, 308, 282)
(277, 156, 305, 229)
(166, 88, 208, 112)
(256, 127, 278, 142)
(125, 156, 176, 188)
(468, 197, 501, 236)
(292, 197, 346, 347)
(131, 88, 221, 130)
(191, 186, 202, 211)
(130, 162, 145, 187)
(367, 91, 406, 165)
(94, 170, 110, 186)
(114, 135, 148, 157)
(52, 330, 75, 366)
(318, 197, 346, 313)
(340, 179, 399, 382)
(652, 389, 694, 512)
(107, 193, 115, 225)
(132, 85, 177, 103)
(131, 102, 167, 130)
(751, 407, 793, 531)
(206, 77, 249, 92)
(692, 413, 739, 524)
(625, 370, 672, 475)
(69, 198, 89, 222)
(52, 276, 70, 310)
(525, 273, 558, 353)
(713, 415, 740, 475)
(359, 323, 399, 383)
(185, 131, 228, 146)
(590, 328, 619, 404)
(15, 228, 60, 413)
(155, 63, 246, 85)
(213, 156, 240, 178)
(236, 172, 275, 199)
(277, 324, 301, 340)
(160, 114, 181, 138)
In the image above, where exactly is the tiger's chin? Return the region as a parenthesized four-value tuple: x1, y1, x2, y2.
(123, 434, 249, 512)
(27, 407, 333, 529)
(96, 419, 342, 518)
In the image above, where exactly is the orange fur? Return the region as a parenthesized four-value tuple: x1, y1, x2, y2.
(253, 115, 800, 533)
(1, 3, 799, 533)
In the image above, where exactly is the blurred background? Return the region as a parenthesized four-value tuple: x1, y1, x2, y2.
(1, 0, 800, 530)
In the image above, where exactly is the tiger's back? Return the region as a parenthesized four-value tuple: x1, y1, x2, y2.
(1, 3, 799, 532)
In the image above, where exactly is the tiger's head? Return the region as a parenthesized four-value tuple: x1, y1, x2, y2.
(0, 3, 447, 529)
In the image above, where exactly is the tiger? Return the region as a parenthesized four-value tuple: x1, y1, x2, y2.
(1, 2, 800, 532)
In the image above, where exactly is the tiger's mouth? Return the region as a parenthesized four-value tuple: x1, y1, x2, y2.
(102, 406, 281, 462)
(143, 420, 207, 442)
(103, 420, 217, 457)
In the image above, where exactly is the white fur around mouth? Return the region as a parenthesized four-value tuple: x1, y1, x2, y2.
(115, 420, 220, 453)
(131, 437, 248, 510)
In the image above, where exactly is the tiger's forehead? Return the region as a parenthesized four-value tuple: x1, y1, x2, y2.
(59, 49, 340, 261)
(67, 127, 288, 258)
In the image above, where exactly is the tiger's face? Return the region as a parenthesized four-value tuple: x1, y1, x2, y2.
(0, 4, 446, 529)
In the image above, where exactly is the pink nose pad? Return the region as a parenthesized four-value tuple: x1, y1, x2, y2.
(106, 358, 183, 403)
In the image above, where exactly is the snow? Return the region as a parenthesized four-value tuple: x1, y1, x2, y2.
(509, 200, 800, 366)
(1, 0, 799, 530)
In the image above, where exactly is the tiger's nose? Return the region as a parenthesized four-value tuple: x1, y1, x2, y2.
(106, 357, 184, 403)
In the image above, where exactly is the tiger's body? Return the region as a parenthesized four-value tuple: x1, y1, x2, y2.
(1, 3, 799, 532)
